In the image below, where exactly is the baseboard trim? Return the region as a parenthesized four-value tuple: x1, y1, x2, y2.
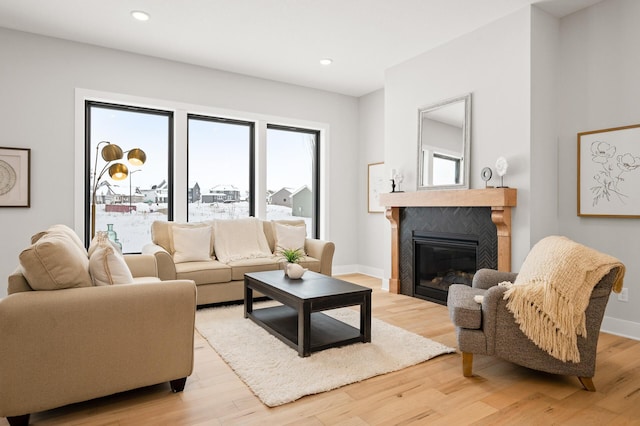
(601, 316, 640, 341)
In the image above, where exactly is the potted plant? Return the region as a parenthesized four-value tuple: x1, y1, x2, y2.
(279, 248, 307, 279)
(279, 247, 304, 264)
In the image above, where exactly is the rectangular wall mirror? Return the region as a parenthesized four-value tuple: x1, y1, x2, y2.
(417, 93, 471, 190)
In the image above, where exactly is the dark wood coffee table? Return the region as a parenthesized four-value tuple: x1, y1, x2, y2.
(244, 270, 372, 357)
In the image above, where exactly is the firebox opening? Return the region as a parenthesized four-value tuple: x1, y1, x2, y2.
(413, 231, 478, 305)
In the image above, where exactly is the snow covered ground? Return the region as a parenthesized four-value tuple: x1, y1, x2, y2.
(95, 202, 310, 253)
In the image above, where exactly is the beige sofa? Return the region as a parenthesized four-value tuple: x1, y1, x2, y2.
(1, 225, 197, 426)
(143, 218, 335, 306)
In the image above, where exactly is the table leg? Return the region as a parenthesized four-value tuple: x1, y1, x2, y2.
(298, 302, 311, 357)
(244, 281, 253, 319)
(362, 293, 371, 343)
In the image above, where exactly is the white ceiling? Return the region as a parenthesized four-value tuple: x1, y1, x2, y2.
(0, 0, 601, 97)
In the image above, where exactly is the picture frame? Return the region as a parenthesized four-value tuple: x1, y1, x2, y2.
(578, 124, 640, 217)
(0, 147, 31, 207)
(368, 162, 386, 213)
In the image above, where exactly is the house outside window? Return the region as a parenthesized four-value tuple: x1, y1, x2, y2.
(266, 125, 320, 237)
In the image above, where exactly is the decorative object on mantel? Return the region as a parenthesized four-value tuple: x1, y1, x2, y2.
(390, 168, 404, 193)
(481, 167, 493, 188)
(0, 146, 30, 207)
(367, 162, 386, 213)
(91, 141, 147, 238)
(495, 156, 509, 188)
(578, 124, 640, 218)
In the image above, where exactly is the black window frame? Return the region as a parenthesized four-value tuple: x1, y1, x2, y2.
(186, 114, 256, 218)
(266, 124, 321, 238)
(84, 101, 175, 247)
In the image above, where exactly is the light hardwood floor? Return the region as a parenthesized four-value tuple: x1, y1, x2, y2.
(7, 274, 640, 425)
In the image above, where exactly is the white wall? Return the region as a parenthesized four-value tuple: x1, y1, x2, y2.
(384, 7, 534, 283)
(0, 28, 359, 297)
(354, 89, 387, 280)
(558, 0, 640, 337)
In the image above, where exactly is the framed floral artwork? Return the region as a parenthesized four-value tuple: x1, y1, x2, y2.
(0, 147, 30, 207)
(578, 124, 640, 217)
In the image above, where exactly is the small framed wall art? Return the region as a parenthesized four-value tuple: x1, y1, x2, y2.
(0, 147, 31, 207)
(578, 124, 640, 217)
(368, 162, 386, 213)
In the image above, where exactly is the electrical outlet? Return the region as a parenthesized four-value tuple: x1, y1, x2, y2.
(618, 288, 629, 302)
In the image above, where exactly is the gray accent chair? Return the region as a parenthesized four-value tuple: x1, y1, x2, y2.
(447, 267, 620, 391)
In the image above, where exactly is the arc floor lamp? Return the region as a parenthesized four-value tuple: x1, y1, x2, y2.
(91, 141, 146, 238)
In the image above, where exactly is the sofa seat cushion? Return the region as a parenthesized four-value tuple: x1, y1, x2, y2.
(447, 284, 486, 330)
(228, 257, 281, 281)
(176, 260, 231, 285)
(19, 232, 92, 290)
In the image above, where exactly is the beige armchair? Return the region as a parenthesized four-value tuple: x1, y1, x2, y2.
(1, 255, 197, 426)
(447, 236, 624, 392)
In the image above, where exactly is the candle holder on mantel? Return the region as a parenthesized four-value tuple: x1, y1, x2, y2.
(390, 169, 404, 193)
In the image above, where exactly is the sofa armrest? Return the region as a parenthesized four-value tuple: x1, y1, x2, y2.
(472, 268, 518, 290)
(304, 238, 335, 276)
(0, 280, 196, 419)
(123, 254, 158, 278)
(142, 243, 176, 280)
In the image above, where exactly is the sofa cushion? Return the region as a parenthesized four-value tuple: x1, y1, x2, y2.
(176, 260, 231, 285)
(447, 284, 486, 330)
(273, 222, 307, 255)
(264, 219, 306, 252)
(172, 225, 213, 263)
(89, 234, 134, 286)
(228, 257, 281, 281)
(32, 224, 88, 260)
(213, 217, 272, 263)
(19, 233, 92, 290)
(151, 220, 215, 257)
(88, 231, 121, 257)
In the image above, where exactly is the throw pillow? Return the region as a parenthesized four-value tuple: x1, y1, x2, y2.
(172, 225, 213, 263)
(88, 231, 121, 257)
(273, 222, 306, 255)
(19, 233, 92, 290)
(89, 234, 134, 286)
(213, 217, 272, 263)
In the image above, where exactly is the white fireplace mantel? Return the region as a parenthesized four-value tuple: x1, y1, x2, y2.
(379, 188, 517, 294)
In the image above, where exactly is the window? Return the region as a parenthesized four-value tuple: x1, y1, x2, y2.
(81, 92, 325, 250)
(85, 102, 173, 253)
(432, 153, 461, 186)
(187, 115, 255, 221)
(266, 125, 319, 237)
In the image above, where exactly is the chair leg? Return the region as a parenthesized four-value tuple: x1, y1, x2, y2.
(578, 376, 596, 392)
(170, 377, 187, 393)
(7, 414, 30, 426)
(462, 352, 473, 377)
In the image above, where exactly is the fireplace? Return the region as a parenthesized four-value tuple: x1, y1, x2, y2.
(413, 231, 478, 305)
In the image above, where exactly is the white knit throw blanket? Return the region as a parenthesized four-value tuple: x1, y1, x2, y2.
(500, 236, 624, 363)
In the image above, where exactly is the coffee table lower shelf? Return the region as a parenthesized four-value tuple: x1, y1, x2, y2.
(249, 305, 363, 355)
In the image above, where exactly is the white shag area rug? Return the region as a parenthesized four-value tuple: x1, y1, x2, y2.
(195, 302, 455, 407)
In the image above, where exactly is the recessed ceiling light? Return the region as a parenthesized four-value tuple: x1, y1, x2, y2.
(131, 10, 150, 21)
(319, 58, 333, 66)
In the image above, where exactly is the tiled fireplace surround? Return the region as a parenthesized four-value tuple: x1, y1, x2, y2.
(379, 188, 517, 297)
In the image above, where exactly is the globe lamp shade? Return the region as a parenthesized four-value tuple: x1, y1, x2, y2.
(108, 163, 129, 180)
(101, 143, 124, 162)
(127, 148, 146, 166)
